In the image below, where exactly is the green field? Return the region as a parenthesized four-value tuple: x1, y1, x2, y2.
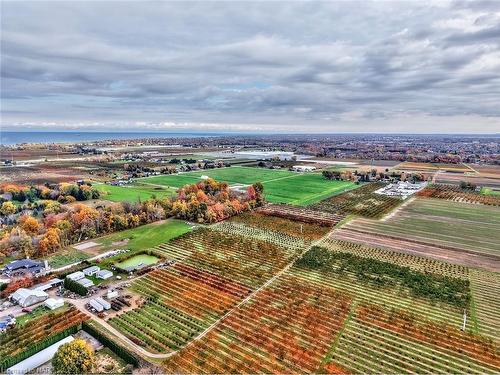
(97, 219, 193, 251)
(263, 173, 356, 205)
(481, 187, 500, 196)
(95, 183, 175, 202)
(138, 166, 356, 205)
(346, 198, 500, 256)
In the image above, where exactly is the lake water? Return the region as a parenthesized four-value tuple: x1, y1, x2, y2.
(0, 131, 227, 145)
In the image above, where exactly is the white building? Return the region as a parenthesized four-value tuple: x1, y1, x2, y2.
(33, 278, 63, 292)
(292, 165, 316, 172)
(96, 270, 113, 280)
(95, 297, 111, 310)
(76, 277, 94, 288)
(89, 298, 104, 312)
(44, 298, 64, 310)
(107, 290, 119, 299)
(7, 336, 74, 375)
(66, 271, 85, 281)
(83, 266, 100, 276)
(10, 288, 48, 307)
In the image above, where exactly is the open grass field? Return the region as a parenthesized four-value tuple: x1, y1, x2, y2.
(262, 173, 355, 205)
(137, 166, 356, 205)
(97, 219, 192, 252)
(95, 183, 175, 202)
(341, 198, 500, 258)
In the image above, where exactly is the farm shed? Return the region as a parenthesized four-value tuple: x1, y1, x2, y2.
(66, 271, 85, 281)
(107, 290, 119, 299)
(33, 278, 63, 292)
(292, 165, 316, 172)
(6, 336, 74, 375)
(76, 277, 94, 288)
(10, 288, 48, 307)
(83, 265, 100, 276)
(89, 298, 104, 312)
(44, 298, 64, 310)
(96, 270, 113, 280)
(95, 297, 111, 310)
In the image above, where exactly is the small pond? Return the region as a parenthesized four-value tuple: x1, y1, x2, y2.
(116, 254, 159, 270)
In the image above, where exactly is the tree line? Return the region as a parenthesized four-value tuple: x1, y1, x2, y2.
(296, 246, 470, 309)
(0, 178, 263, 261)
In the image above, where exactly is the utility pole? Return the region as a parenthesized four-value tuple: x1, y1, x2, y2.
(462, 309, 467, 331)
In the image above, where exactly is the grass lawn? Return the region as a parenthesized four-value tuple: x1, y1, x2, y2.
(137, 166, 296, 187)
(95, 183, 176, 202)
(97, 219, 192, 251)
(138, 166, 358, 205)
(263, 174, 356, 205)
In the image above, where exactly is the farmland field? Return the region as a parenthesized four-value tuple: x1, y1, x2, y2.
(309, 182, 402, 218)
(341, 198, 500, 258)
(137, 166, 356, 205)
(95, 183, 175, 202)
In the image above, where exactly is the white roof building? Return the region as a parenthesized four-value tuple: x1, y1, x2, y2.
(89, 298, 104, 312)
(76, 277, 94, 288)
(33, 278, 63, 292)
(95, 297, 111, 310)
(96, 270, 113, 280)
(10, 288, 49, 307)
(7, 336, 74, 375)
(44, 298, 64, 310)
(107, 290, 119, 299)
(83, 266, 100, 276)
(66, 271, 85, 281)
(292, 165, 316, 172)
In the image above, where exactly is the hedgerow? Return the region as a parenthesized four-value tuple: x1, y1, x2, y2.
(296, 246, 470, 309)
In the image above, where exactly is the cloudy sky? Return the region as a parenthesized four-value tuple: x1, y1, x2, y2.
(1, 1, 500, 133)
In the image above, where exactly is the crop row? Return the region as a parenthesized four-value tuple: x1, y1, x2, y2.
(256, 204, 344, 227)
(289, 265, 467, 330)
(229, 211, 332, 240)
(357, 303, 500, 369)
(152, 228, 298, 288)
(163, 275, 352, 374)
(109, 300, 208, 353)
(212, 221, 307, 250)
(320, 236, 470, 280)
(470, 269, 500, 343)
(417, 184, 500, 206)
(330, 313, 499, 374)
(0, 307, 88, 358)
(309, 182, 402, 218)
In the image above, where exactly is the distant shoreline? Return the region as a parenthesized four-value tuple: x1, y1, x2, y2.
(1, 130, 498, 147)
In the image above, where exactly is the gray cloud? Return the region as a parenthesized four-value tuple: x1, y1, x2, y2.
(1, 0, 500, 133)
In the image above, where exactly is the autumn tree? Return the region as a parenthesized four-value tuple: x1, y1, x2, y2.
(52, 339, 95, 374)
(1, 201, 16, 215)
(38, 227, 61, 256)
(19, 215, 41, 236)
